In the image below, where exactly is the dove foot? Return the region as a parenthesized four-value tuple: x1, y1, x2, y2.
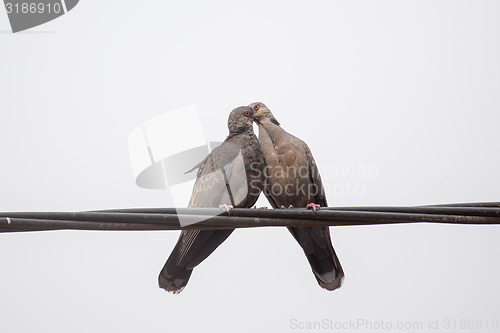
(219, 204, 234, 215)
(306, 203, 321, 211)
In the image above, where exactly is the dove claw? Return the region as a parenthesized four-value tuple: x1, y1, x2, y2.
(306, 203, 321, 211)
(219, 204, 234, 215)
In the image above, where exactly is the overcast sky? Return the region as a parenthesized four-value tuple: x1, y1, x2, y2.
(1, 1, 500, 332)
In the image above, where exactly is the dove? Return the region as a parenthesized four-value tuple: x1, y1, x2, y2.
(248, 102, 344, 291)
(158, 106, 265, 293)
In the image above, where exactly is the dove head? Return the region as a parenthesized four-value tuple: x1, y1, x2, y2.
(248, 102, 280, 126)
(227, 106, 255, 134)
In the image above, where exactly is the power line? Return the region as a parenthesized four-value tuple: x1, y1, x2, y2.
(1, 202, 500, 233)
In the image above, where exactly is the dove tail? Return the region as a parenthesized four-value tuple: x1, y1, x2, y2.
(158, 229, 234, 293)
(288, 226, 344, 291)
(158, 249, 193, 294)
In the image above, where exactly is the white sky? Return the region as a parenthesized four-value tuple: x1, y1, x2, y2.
(1, 1, 500, 332)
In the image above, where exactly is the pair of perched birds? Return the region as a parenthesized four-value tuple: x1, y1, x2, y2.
(158, 102, 344, 293)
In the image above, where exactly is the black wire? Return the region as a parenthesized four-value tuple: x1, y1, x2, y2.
(1, 203, 500, 233)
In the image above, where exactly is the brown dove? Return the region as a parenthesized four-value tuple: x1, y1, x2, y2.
(248, 101, 344, 291)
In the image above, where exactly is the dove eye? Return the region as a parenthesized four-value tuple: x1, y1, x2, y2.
(244, 111, 251, 117)
(254, 105, 260, 111)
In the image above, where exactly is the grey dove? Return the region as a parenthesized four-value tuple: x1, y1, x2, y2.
(158, 106, 265, 293)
